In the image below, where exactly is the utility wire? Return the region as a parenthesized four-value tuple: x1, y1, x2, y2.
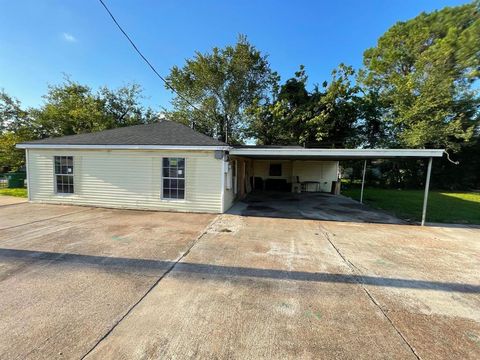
(97, 0, 211, 122)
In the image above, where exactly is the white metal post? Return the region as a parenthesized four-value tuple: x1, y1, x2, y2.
(421, 157, 433, 226)
(360, 160, 367, 204)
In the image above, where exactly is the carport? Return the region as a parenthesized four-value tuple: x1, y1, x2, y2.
(228, 147, 444, 225)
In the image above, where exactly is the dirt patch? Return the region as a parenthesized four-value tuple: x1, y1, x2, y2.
(206, 214, 244, 234)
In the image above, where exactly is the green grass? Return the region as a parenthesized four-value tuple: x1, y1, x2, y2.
(0, 188, 28, 198)
(341, 187, 480, 224)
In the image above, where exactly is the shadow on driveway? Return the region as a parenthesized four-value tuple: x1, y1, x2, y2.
(1, 247, 478, 294)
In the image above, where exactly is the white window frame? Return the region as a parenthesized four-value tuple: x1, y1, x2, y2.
(161, 157, 186, 201)
(54, 156, 75, 195)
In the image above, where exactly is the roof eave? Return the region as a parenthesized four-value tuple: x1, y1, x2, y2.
(229, 148, 445, 159)
(16, 144, 229, 151)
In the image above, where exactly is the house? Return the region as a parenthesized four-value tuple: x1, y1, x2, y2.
(17, 120, 443, 216)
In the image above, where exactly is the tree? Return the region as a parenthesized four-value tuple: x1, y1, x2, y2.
(245, 66, 306, 145)
(166, 35, 278, 143)
(0, 80, 156, 171)
(302, 64, 360, 147)
(356, 89, 396, 148)
(0, 91, 36, 170)
(360, 2, 480, 151)
(32, 79, 105, 137)
(0, 131, 31, 171)
(99, 84, 157, 128)
(31, 78, 156, 138)
(0, 90, 29, 133)
(247, 64, 361, 148)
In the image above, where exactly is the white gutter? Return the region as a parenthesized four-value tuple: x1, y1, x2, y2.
(16, 143, 444, 158)
(16, 144, 229, 151)
(229, 148, 445, 158)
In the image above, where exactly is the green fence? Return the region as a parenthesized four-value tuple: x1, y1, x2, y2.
(0, 175, 7, 189)
(0, 172, 26, 188)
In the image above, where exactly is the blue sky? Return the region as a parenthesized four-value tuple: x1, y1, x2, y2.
(0, 0, 469, 110)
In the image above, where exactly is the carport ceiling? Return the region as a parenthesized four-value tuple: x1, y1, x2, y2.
(229, 148, 444, 160)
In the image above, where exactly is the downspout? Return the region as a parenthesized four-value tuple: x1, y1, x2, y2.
(25, 148, 31, 201)
(220, 154, 226, 213)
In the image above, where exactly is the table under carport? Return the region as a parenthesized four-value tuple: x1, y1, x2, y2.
(228, 147, 445, 226)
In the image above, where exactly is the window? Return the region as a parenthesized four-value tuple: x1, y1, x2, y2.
(54, 156, 74, 194)
(269, 163, 282, 176)
(162, 158, 185, 199)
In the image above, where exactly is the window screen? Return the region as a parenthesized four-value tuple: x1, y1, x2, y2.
(269, 163, 282, 176)
(162, 158, 185, 199)
(54, 156, 74, 194)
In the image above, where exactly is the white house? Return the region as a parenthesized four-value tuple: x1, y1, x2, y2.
(17, 120, 443, 215)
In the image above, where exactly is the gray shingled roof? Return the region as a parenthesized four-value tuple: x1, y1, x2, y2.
(20, 120, 226, 146)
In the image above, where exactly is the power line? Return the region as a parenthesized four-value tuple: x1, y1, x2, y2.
(97, 0, 212, 123)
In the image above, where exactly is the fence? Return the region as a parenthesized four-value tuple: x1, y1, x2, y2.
(0, 173, 26, 189)
(0, 176, 7, 189)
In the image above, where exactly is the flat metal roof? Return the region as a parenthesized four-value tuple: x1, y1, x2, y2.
(229, 148, 444, 160)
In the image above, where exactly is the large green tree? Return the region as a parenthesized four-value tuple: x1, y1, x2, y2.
(0, 90, 29, 133)
(360, 1, 480, 151)
(248, 64, 361, 148)
(0, 91, 35, 170)
(166, 35, 278, 144)
(0, 80, 156, 171)
(32, 78, 156, 138)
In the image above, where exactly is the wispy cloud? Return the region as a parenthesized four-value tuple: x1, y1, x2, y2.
(62, 32, 77, 43)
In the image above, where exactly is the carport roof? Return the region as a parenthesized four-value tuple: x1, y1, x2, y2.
(229, 147, 444, 160)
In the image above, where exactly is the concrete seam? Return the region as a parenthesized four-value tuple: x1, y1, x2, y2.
(0, 201, 29, 208)
(80, 215, 220, 359)
(0, 208, 95, 232)
(319, 226, 422, 360)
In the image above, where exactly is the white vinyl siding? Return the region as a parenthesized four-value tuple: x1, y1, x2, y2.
(27, 149, 223, 213)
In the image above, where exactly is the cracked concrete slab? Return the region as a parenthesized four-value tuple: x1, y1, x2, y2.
(0, 204, 215, 360)
(1, 202, 479, 359)
(318, 221, 480, 359)
(84, 216, 421, 359)
(0, 195, 27, 207)
(0, 202, 90, 230)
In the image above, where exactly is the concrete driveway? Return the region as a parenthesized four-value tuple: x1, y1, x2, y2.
(1, 202, 479, 359)
(229, 191, 405, 224)
(0, 202, 215, 359)
(0, 194, 27, 207)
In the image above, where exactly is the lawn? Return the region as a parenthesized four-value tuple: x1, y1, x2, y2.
(0, 188, 28, 198)
(341, 187, 480, 224)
